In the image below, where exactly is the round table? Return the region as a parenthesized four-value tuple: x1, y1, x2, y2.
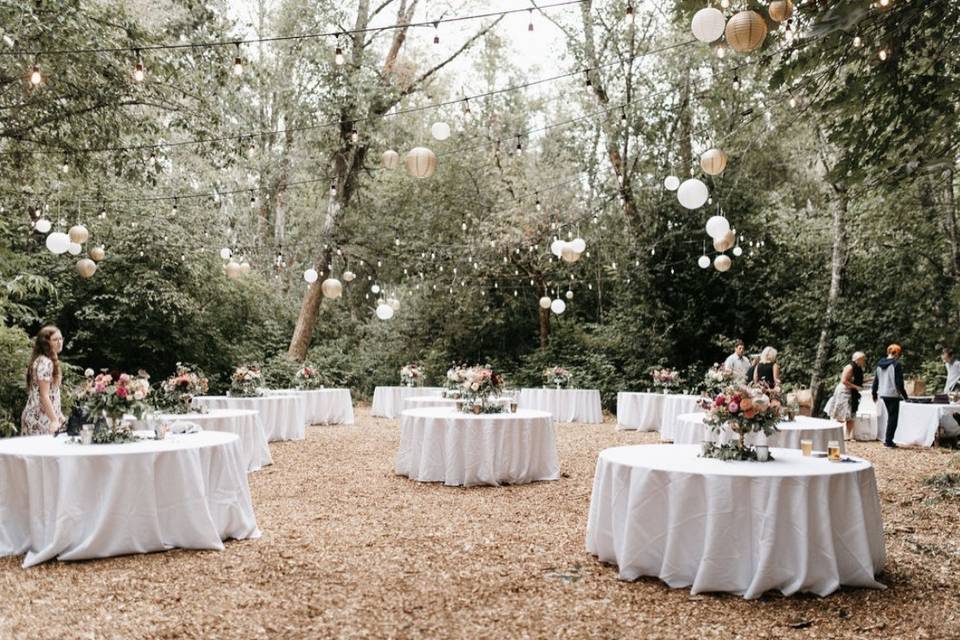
(396, 407, 560, 486)
(264, 388, 354, 425)
(517, 388, 603, 423)
(372, 386, 444, 418)
(586, 444, 885, 599)
(403, 396, 460, 410)
(616, 392, 703, 435)
(192, 395, 305, 441)
(673, 413, 846, 453)
(159, 409, 272, 472)
(0, 432, 260, 568)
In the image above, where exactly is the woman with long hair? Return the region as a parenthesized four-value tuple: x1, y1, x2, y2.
(20, 326, 65, 435)
(753, 346, 781, 389)
(823, 351, 867, 440)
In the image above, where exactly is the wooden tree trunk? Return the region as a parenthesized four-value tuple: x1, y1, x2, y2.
(942, 167, 960, 325)
(538, 306, 551, 348)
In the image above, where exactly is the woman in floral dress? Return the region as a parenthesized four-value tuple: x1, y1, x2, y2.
(20, 326, 65, 435)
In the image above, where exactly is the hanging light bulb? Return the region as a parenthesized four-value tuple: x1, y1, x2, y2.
(28, 63, 42, 86)
(716, 45, 726, 59)
(789, 96, 797, 108)
(515, 135, 522, 155)
(433, 21, 440, 45)
(232, 43, 244, 76)
(329, 183, 337, 196)
(878, 48, 888, 61)
(584, 72, 593, 96)
(334, 40, 345, 65)
(620, 108, 627, 125)
(535, 198, 541, 212)
(132, 51, 145, 82)
(528, 9, 534, 31)
(853, 35, 862, 48)
(624, 3, 635, 26)
(462, 98, 472, 116)
(171, 198, 178, 216)
(784, 20, 795, 44)
(732, 74, 740, 90)
(249, 191, 257, 208)
(350, 126, 359, 143)
(720, 0, 730, 8)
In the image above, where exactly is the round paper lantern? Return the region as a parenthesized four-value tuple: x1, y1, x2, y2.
(733, 245, 743, 257)
(371, 284, 381, 294)
(382, 149, 400, 170)
(68, 224, 89, 244)
(239, 261, 251, 274)
(67, 242, 82, 256)
(538, 296, 551, 309)
(570, 238, 587, 254)
(722, 230, 737, 248)
(700, 148, 728, 176)
(725, 11, 767, 53)
(46, 232, 70, 254)
(565, 290, 574, 300)
(714, 254, 732, 272)
(550, 239, 566, 257)
(387, 296, 401, 311)
(691, 7, 726, 43)
(713, 235, 734, 253)
(321, 278, 343, 299)
(768, 0, 794, 23)
(430, 122, 451, 141)
(76, 258, 97, 279)
(343, 270, 356, 282)
(34, 218, 52, 233)
(89, 245, 106, 262)
(404, 147, 437, 178)
(698, 255, 711, 269)
(705, 215, 731, 240)
(375, 303, 394, 320)
(677, 178, 709, 210)
(225, 261, 242, 279)
(303, 268, 318, 284)
(220, 247, 232, 260)
(561, 246, 581, 263)
(663, 175, 680, 191)
(550, 299, 566, 315)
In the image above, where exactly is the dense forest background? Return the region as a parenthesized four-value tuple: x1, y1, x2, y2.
(1, 0, 958, 429)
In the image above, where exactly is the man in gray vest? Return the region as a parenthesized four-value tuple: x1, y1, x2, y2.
(871, 344, 909, 448)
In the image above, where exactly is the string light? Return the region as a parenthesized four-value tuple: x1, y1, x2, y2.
(171, 197, 178, 216)
(329, 183, 337, 196)
(528, 9, 534, 31)
(132, 51, 145, 82)
(732, 74, 740, 90)
(462, 97, 472, 115)
(720, 0, 730, 8)
(584, 71, 593, 96)
(853, 35, 862, 48)
(433, 21, 440, 45)
(350, 126, 359, 143)
(535, 197, 541, 211)
(716, 45, 726, 59)
(232, 43, 243, 76)
(334, 37, 345, 65)
(515, 135, 523, 155)
(28, 63, 42, 86)
(879, 48, 888, 61)
(624, 3, 635, 26)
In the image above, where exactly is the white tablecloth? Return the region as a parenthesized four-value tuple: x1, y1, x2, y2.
(586, 444, 885, 599)
(192, 395, 305, 442)
(673, 413, 846, 453)
(616, 392, 703, 435)
(403, 396, 461, 410)
(372, 386, 444, 418)
(396, 407, 560, 486)
(893, 401, 960, 447)
(159, 409, 272, 472)
(0, 432, 260, 568)
(517, 388, 603, 423)
(264, 388, 354, 425)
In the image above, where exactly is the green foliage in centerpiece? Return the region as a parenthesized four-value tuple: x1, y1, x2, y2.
(399, 364, 422, 388)
(229, 365, 263, 397)
(543, 366, 571, 389)
(702, 383, 782, 462)
(457, 365, 505, 412)
(649, 367, 682, 394)
(294, 364, 325, 390)
(77, 371, 152, 422)
(153, 363, 208, 414)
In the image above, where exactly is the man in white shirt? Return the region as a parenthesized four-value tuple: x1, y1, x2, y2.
(943, 348, 960, 392)
(723, 340, 751, 382)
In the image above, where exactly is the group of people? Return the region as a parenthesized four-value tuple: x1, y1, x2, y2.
(723, 341, 782, 388)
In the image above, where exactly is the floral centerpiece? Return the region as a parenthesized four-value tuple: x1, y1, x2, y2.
(702, 363, 734, 397)
(400, 363, 422, 388)
(294, 364, 324, 390)
(460, 365, 506, 413)
(154, 363, 208, 414)
(702, 383, 782, 461)
(543, 366, 572, 389)
(442, 365, 466, 398)
(229, 365, 263, 397)
(650, 367, 682, 394)
(76, 371, 152, 443)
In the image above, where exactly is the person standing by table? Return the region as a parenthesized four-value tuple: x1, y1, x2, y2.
(942, 348, 960, 393)
(753, 346, 781, 389)
(872, 344, 909, 448)
(723, 340, 751, 382)
(824, 351, 867, 440)
(20, 325, 65, 436)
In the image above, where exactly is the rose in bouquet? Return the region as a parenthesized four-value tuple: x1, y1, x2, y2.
(442, 365, 466, 398)
(400, 363, 421, 388)
(155, 363, 208, 413)
(702, 363, 734, 397)
(650, 367, 681, 393)
(294, 364, 324, 390)
(77, 371, 152, 443)
(229, 365, 263, 397)
(702, 383, 782, 460)
(543, 366, 572, 389)
(460, 365, 505, 413)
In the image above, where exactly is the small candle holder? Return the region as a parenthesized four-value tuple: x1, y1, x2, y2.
(755, 445, 769, 462)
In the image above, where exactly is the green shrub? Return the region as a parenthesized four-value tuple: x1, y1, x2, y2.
(0, 324, 32, 436)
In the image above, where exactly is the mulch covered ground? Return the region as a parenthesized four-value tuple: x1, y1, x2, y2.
(1, 406, 958, 639)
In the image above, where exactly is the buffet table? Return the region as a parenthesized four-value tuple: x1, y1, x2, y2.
(372, 386, 444, 418)
(517, 388, 603, 423)
(616, 392, 703, 436)
(159, 409, 272, 472)
(887, 400, 960, 447)
(264, 388, 354, 425)
(672, 413, 846, 453)
(192, 394, 305, 442)
(396, 407, 560, 486)
(586, 444, 885, 599)
(0, 432, 260, 568)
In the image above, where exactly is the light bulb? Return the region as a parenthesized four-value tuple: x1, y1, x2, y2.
(350, 127, 359, 143)
(133, 61, 145, 82)
(29, 64, 41, 86)
(853, 36, 862, 47)
(515, 139, 522, 155)
(233, 57, 243, 76)
(334, 47, 344, 65)
(720, 0, 730, 8)
(329, 184, 337, 196)
(789, 97, 797, 108)
(879, 48, 888, 61)
(716, 46, 726, 59)
(732, 75, 740, 90)
(624, 4, 635, 26)
(528, 9, 534, 31)
(535, 199, 541, 211)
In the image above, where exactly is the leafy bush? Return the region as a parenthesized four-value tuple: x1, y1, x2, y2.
(0, 325, 32, 436)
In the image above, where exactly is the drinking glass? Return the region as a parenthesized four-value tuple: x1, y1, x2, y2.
(800, 439, 813, 456)
(827, 440, 841, 461)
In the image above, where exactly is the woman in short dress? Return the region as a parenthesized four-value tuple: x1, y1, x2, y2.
(20, 326, 65, 435)
(824, 351, 867, 440)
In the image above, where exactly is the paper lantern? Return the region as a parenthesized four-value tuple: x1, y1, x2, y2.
(663, 175, 680, 191)
(733, 245, 743, 257)
(239, 261, 251, 274)
(68, 224, 89, 244)
(550, 299, 566, 315)
(725, 11, 767, 53)
(371, 284, 381, 294)
(404, 147, 437, 178)
(343, 270, 356, 282)
(220, 247, 232, 260)
(387, 296, 401, 311)
(539, 296, 551, 309)
(768, 0, 794, 23)
(321, 278, 343, 299)
(382, 150, 400, 170)
(430, 122, 451, 141)
(46, 232, 69, 254)
(550, 239, 565, 257)
(565, 290, 574, 300)
(225, 261, 242, 279)
(34, 218, 52, 233)
(375, 303, 394, 320)
(89, 245, 106, 262)
(691, 7, 726, 43)
(714, 254, 732, 272)
(303, 268, 318, 283)
(713, 234, 734, 253)
(76, 258, 97, 279)
(67, 242, 82, 255)
(700, 148, 728, 176)
(677, 178, 709, 210)
(698, 255, 711, 269)
(561, 246, 581, 263)
(570, 238, 587, 254)
(705, 215, 731, 240)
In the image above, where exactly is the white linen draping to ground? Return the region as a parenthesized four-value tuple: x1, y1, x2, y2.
(372, 386, 444, 418)
(395, 407, 560, 486)
(615, 392, 703, 435)
(673, 413, 845, 453)
(893, 401, 960, 447)
(586, 444, 885, 599)
(403, 395, 460, 410)
(853, 395, 884, 441)
(0, 431, 260, 568)
(517, 388, 603, 423)
(264, 388, 354, 425)
(160, 409, 271, 472)
(192, 395, 305, 442)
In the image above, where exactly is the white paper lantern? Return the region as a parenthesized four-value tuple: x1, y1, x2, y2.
(538, 296, 551, 309)
(705, 215, 731, 240)
(371, 284, 381, 294)
(321, 278, 343, 299)
(677, 178, 709, 210)
(769, 0, 794, 23)
(550, 239, 566, 257)
(68, 224, 89, 244)
(698, 255, 711, 269)
(565, 290, 574, 300)
(663, 175, 680, 191)
(381, 150, 400, 170)
(387, 296, 401, 311)
(691, 7, 726, 43)
(225, 260, 242, 278)
(550, 298, 566, 315)
(239, 261, 251, 274)
(76, 258, 97, 279)
(220, 247, 232, 260)
(570, 238, 587, 254)
(343, 270, 356, 282)
(733, 245, 744, 257)
(45, 232, 70, 255)
(303, 268, 319, 283)
(34, 218, 52, 233)
(561, 246, 581, 263)
(404, 147, 437, 178)
(699, 148, 728, 176)
(725, 11, 767, 53)
(714, 254, 733, 272)
(430, 122, 451, 141)
(67, 242, 82, 255)
(89, 245, 106, 262)
(375, 303, 395, 320)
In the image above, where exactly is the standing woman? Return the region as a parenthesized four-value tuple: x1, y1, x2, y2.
(21, 326, 65, 435)
(824, 352, 867, 440)
(753, 346, 782, 389)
